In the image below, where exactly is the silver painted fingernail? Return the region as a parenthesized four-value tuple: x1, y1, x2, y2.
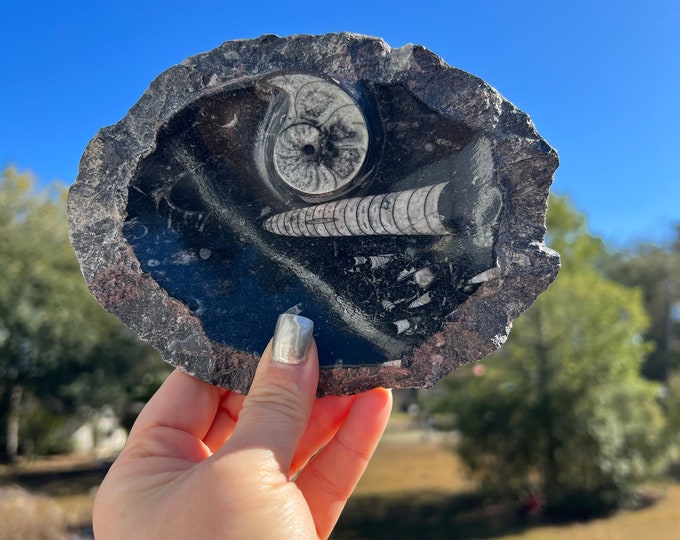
(272, 314, 314, 364)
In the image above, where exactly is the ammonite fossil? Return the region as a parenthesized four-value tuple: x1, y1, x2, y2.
(260, 72, 370, 201)
(68, 33, 560, 395)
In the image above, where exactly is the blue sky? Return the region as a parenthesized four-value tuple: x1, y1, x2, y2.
(1, 0, 678, 247)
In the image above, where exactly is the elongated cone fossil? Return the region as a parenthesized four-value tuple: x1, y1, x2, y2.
(263, 182, 453, 237)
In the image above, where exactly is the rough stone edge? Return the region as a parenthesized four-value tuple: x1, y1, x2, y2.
(67, 33, 560, 396)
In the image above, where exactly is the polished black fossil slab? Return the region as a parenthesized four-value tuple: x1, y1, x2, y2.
(68, 33, 560, 395)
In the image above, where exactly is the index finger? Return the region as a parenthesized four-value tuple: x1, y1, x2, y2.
(126, 369, 229, 459)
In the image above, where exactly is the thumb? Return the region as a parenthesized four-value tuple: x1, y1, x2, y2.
(223, 314, 318, 470)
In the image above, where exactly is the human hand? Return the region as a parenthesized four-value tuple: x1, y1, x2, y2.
(92, 314, 392, 539)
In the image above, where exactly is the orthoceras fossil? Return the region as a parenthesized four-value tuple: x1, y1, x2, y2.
(262, 181, 456, 237)
(261, 72, 369, 199)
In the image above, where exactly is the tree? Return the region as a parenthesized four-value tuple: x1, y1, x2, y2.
(604, 227, 680, 381)
(0, 167, 168, 460)
(428, 195, 673, 516)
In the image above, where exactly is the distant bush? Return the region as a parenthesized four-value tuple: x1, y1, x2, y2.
(426, 196, 675, 516)
(19, 398, 71, 457)
(0, 168, 168, 462)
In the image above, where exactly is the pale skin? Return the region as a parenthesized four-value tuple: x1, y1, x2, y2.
(93, 339, 392, 539)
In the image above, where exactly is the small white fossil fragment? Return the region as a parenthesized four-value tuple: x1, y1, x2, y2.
(413, 267, 435, 288)
(393, 319, 411, 334)
(369, 254, 395, 269)
(467, 266, 501, 284)
(408, 292, 432, 309)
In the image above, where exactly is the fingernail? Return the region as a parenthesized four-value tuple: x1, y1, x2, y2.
(272, 314, 314, 364)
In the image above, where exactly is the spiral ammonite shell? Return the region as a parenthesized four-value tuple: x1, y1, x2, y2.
(266, 73, 369, 198)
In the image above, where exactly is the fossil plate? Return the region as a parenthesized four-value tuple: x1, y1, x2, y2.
(68, 33, 560, 395)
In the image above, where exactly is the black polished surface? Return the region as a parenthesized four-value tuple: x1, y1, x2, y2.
(124, 75, 502, 367)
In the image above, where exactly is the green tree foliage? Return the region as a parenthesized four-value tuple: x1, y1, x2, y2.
(0, 167, 168, 459)
(429, 195, 673, 516)
(604, 227, 680, 381)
